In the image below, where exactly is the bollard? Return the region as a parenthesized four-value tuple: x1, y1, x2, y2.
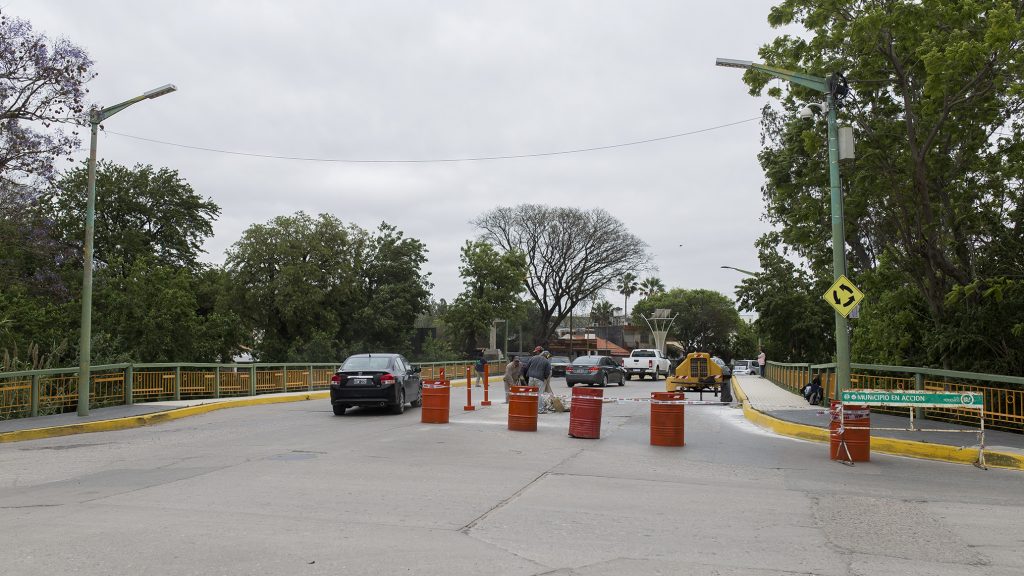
(650, 391, 685, 446)
(464, 367, 475, 411)
(568, 387, 603, 439)
(421, 378, 451, 424)
(481, 362, 492, 406)
(508, 386, 538, 431)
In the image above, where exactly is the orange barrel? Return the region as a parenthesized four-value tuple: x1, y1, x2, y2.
(568, 387, 603, 439)
(421, 379, 451, 424)
(650, 391, 685, 446)
(829, 401, 871, 462)
(508, 385, 539, 432)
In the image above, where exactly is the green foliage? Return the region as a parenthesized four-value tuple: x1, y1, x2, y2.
(91, 259, 245, 363)
(443, 240, 526, 353)
(46, 161, 220, 273)
(415, 334, 459, 363)
(633, 288, 743, 359)
(589, 300, 615, 326)
(730, 321, 760, 361)
(747, 0, 1024, 375)
(736, 233, 835, 363)
(226, 213, 431, 361)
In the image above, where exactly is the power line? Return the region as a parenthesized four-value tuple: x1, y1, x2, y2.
(102, 117, 761, 163)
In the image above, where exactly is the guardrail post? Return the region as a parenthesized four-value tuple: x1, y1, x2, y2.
(30, 373, 39, 417)
(174, 366, 181, 401)
(307, 365, 313, 391)
(214, 365, 221, 399)
(249, 364, 257, 396)
(125, 365, 134, 405)
(282, 366, 288, 393)
(914, 372, 924, 419)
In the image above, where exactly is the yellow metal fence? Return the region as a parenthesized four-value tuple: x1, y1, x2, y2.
(0, 364, 338, 421)
(0, 359, 505, 421)
(765, 362, 1024, 433)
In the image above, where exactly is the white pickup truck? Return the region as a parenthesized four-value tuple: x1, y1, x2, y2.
(621, 349, 671, 380)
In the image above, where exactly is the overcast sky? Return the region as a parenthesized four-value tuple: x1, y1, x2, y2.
(10, 1, 791, 311)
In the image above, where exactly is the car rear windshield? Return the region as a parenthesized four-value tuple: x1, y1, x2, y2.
(631, 350, 655, 357)
(551, 357, 570, 363)
(342, 356, 393, 371)
(572, 356, 601, 365)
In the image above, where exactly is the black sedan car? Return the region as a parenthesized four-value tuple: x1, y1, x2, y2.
(565, 355, 626, 387)
(330, 353, 422, 415)
(549, 356, 572, 376)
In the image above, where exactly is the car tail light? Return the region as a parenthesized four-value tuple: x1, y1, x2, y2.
(379, 373, 395, 385)
(588, 367, 599, 373)
(331, 374, 342, 384)
(648, 360, 653, 368)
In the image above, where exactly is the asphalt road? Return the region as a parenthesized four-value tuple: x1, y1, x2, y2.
(2, 377, 1022, 575)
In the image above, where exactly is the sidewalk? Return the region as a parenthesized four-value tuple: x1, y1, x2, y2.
(733, 374, 1024, 469)
(0, 390, 328, 442)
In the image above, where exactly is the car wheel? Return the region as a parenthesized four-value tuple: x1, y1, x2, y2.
(332, 403, 347, 416)
(410, 384, 423, 408)
(390, 388, 406, 415)
(619, 374, 625, 386)
(600, 374, 608, 387)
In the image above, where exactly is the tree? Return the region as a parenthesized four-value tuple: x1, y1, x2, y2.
(616, 272, 639, 320)
(46, 161, 220, 273)
(735, 233, 835, 363)
(91, 259, 245, 363)
(638, 276, 666, 299)
(0, 12, 95, 184)
(746, 0, 1024, 373)
(589, 300, 615, 326)
(443, 240, 526, 354)
(226, 213, 431, 361)
(473, 204, 651, 341)
(632, 288, 743, 359)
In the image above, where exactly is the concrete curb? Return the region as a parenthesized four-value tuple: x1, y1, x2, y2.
(730, 377, 1024, 471)
(0, 391, 329, 444)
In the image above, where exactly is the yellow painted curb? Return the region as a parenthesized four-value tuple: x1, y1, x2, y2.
(730, 377, 1024, 471)
(0, 391, 329, 444)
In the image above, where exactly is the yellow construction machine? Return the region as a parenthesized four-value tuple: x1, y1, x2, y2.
(665, 352, 725, 392)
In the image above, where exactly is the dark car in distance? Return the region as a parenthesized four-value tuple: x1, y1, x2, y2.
(565, 355, 626, 387)
(549, 356, 572, 377)
(330, 353, 422, 415)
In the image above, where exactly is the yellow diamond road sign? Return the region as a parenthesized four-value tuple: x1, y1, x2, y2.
(823, 274, 865, 318)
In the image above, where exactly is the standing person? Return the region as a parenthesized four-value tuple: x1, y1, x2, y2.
(518, 346, 542, 385)
(541, 350, 554, 395)
(474, 356, 486, 387)
(524, 347, 552, 413)
(757, 350, 766, 378)
(502, 356, 521, 403)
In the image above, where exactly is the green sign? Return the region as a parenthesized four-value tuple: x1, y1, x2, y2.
(841, 390, 983, 409)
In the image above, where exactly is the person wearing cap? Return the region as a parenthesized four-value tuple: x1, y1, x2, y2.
(524, 348, 552, 413)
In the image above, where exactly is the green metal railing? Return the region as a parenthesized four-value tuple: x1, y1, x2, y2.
(765, 361, 1024, 433)
(0, 359, 505, 421)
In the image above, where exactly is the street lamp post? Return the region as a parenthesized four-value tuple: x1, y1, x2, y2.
(716, 58, 852, 396)
(78, 84, 177, 417)
(720, 265, 758, 277)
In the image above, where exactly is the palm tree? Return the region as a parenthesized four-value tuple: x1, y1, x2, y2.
(589, 300, 615, 326)
(616, 272, 639, 321)
(638, 277, 666, 299)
